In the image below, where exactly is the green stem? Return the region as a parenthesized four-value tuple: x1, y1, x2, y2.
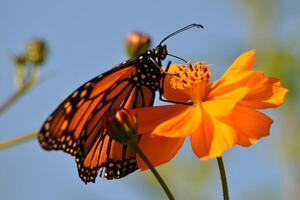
(217, 157, 229, 200)
(131, 143, 175, 200)
(0, 86, 27, 114)
(0, 66, 39, 115)
(0, 131, 38, 149)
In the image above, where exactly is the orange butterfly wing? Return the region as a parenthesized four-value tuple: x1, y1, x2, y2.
(76, 84, 154, 182)
(38, 65, 137, 156)
(39, 60, 158, 183)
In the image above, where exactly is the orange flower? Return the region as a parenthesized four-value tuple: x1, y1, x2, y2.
(133, 50, 288, 170)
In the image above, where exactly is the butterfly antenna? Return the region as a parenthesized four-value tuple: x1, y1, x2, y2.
(167, 53, 188, 63)
(159, 23, 204, 46)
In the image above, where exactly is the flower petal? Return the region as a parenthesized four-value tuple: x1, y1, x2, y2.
(240, 78, 288, 109)
(210, 50, 256, 95)
(190, 108, 237, 159)
(222, 50, 256, 75)
(210, 70, 264, 97)
(133, 105, 187, 135)
(210, 69, 288, 109)
(131, 105, 188, 134)
(137, 134, 185, 170)
(161, 64, 190, 102)
(189, 109, 214, 159)
(210, 50, 288, 109)
(153, 105, 202, 138)
(231, 105, 273, 146)
(204, 87, 249, 117)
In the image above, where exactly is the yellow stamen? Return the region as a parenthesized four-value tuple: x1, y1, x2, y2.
(170, 61, 211, 103)
(170, 61, 211, 89)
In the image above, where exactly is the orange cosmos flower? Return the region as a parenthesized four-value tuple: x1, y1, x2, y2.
(133, 50, 288, 170)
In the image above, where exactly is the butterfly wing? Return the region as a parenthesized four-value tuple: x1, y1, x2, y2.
(76, 82, 155, 182)
(38, 62, 137, 156)
(39, 60, 157, 183)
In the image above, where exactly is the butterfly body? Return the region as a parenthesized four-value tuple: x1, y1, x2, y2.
(130, 45, 167, 90)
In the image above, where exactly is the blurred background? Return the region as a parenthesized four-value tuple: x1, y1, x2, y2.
(0, 0, 299, 199)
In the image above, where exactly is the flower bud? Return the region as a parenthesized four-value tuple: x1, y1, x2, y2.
(125, 32, 151, 58)
(115, 108, 137, 131)
(14, 55, 27, 66)
(25, 39, 48, 65)
(104, 108, 137, 145)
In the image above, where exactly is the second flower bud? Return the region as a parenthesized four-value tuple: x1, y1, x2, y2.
(104, 108, 138, 145)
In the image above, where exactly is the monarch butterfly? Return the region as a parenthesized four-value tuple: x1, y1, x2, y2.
(38, 24, 203, 183)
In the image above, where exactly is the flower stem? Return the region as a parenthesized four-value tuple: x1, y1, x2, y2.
(0, 86, 28, 114)
(217, 157, 229, 200)
(0, 131, 38, 149)
(0, 66, 39, 115)
(130, 143, 175, 200)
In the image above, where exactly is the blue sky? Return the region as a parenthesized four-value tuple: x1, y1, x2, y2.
(0, 0, 290, 199)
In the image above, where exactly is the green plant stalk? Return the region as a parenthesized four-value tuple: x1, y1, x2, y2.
(0, 131, 38, 149)
(217, 157, 229, 200)
(130, 142, 175, 200)
(0, 84, 30, 114)
(0, 66, 39, 115)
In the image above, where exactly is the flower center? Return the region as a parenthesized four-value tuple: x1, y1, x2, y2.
(170, 61, 211, 104)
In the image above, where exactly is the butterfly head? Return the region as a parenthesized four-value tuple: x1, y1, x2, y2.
(153, 44, 168, 61)
(142, 45, 168, 65)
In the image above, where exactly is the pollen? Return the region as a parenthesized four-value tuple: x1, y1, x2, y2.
(170, 61, 211, 90)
